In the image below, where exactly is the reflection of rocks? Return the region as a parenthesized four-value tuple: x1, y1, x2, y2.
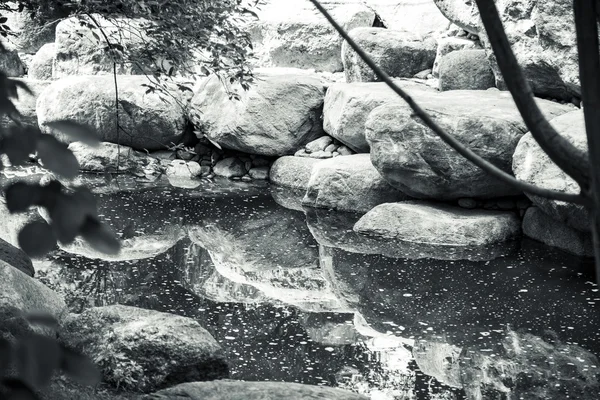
(413, 340, 462, 389)
(146, 380, 369, 400)
(270, 185, 306, 212)
(327, 245, 600, 349)
(299, 312, 361, 346)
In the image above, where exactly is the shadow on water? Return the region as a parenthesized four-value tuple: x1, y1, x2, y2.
(31, 176, 600, 399)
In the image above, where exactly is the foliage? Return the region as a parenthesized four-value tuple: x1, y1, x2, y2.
(92, 336, 146, 391)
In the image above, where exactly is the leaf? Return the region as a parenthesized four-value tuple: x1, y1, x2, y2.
(18, 221, 57, 257)
(5, 182, 42, 213)
(48, 193, 87, 244)
(80, 217, 121, 255)
(36, 135, 79, 179)
(0, 338, 12, 376)
(44, 121, 99, 147)
(2, 126, 39, 166)
(60, 346, 101, 386)
(15, 334, 61, 388)
(1, 378, 38, 400)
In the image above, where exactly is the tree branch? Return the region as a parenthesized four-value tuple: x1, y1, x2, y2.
(307, 0, 589, 207)
(474, 0, 590, 191)
(573, 0, 600, 277)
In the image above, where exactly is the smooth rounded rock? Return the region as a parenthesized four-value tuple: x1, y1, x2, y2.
(354, 201, 521, 260)
(190, 69, 325, 156)
(28, 43, 55, 80)
(269, 156, 323, 190)
(343, 27, 436, 83)
(69, 142, 162, 175)
(438, 49, 494, 91)
(432, 36, 480, 77)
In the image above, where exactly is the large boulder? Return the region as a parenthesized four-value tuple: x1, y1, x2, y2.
(0, 238, 34, 276)
(249, 0, 374, 72)
(439, 0, 583, 100)
(190, 69, 325, 156)
(365, 88, 572, 199)
(53, 15, 154, 78)
(522, 207, 593, 257)
(37, 75, 187, 151)
(353, 201, 521, 260)
(1, 78, 51, 128)
(432, 36, 480, 77)
(364, 0, 450, 37)
(60, 305, 228, 392)
(323, 80, 436, 152)
(269, 156, 323, 189)
(0, 260, 67, 322)
(433, 0, 480, 34)
(438, 49, 495, 91)
(513, 110, 589, 231)
(342, 27, 436, 83)
(0, 2, 65, 54)
(0, 49, 25, 77)
(69, 142, 162, 175)
(303, 154, 411, 213)
(145, 380, 369, 400)
(29, 42, 55, 80)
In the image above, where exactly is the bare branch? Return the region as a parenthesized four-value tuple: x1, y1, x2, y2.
(474, 0, 590, 191)
(574, 0, 600, 277)
(307, 0, 590, 207)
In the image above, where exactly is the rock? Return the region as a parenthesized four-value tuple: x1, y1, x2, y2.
(269, 156, 323, 190)
(364, 0, 450, 37)
(68, 142, 162, 175)
(38, 75, 187, 151)
(166, 160, 202, 177)
(457, 198, 477, 209)
(366, 88, 571, 199)
(0, 49, 25, 77)
(324, 143, 338, 153)
(303, 154, 411, 213)
(324, 80, 436, 152)
(523, 207, 593, 257)
(305, 135, 333, 153)
(354, 201, 521, 260)
(144, 380, 368, 400)
(28, 43, 55, 80)
(0, 4, 64, 54)
(432, 36, 480, 77)
(53, 15, 154, 78)
(433, 0, 480, 34)
(309, 150, 333, 159)
(190, 69, 325, 156)
(413, 340, 462, 388)
(478, 0, 583, 100)
(0, 237, 34, 276)
(438, 49, 494, 91)
(413, 68, 432, 79)
(248, 166, 269, 180)
(1, 78, 51, 128)
(60, 305, 228, 392)
(342, 27, 436, 83)
(337, 145, 353, 156)
(249, 0, 375, 72)
(0, 260, 67, 323)
(213, 157, 247, 178)
(513, 110, 589, 231)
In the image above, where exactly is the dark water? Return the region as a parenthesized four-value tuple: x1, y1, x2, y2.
(19, 175, 600, 399)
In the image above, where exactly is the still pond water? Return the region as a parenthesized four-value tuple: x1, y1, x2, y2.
(13, 175, 600, 399)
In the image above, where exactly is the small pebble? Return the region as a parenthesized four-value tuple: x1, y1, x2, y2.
(241, 175, 253, 182)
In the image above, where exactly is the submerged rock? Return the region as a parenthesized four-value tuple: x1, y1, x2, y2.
(522, 207, 593, 257)
(343, 27, 436, 83)
(513, 110, 589, 231)
(269, 156, 323, 190)
(38, 75, 188, 151)
(323, 80, 436, 152)
(366, 89, 571, 199)
(60, 305, 228, 392)
(354, 201, 521, 260)
(144, 380, 369, 400)
(190, 69, 325, 156)
(303, 154, 410, 213)
(249, 0, 374, 72)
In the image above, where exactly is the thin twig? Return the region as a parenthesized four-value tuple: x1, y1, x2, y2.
(474, 0, 590, 190)
(307, 0, 589, 207)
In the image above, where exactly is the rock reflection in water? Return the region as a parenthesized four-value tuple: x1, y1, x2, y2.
(31, 179, 600, 399)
